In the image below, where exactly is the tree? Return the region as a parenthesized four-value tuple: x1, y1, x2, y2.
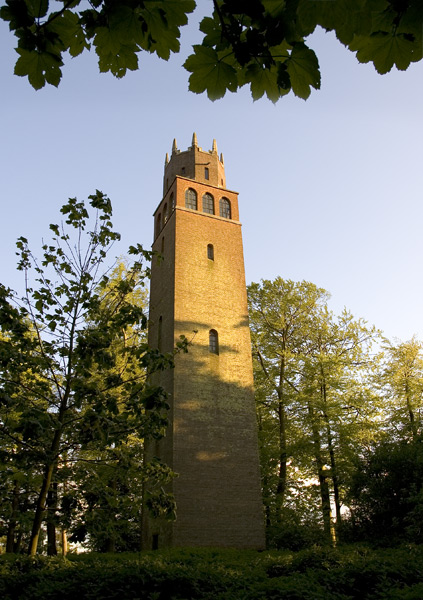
(347, 435, 423, 544)
(248, 277, 381, 546)
(248, 278, 329, 528)
(297, 307, 380, 540)
(1, 1, 422, 99)
(62, 262, 175, 552)
(379, 337, 423, 440)
(0, 192, 184, 555)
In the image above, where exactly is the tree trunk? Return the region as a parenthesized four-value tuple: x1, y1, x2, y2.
(61, 529, 68, 556)
(6, 480, 20, 553)
(47, 482, 58, 556)
(320, 378, 342, 531)
(28, 386, 70, 555)
(405, 381, 417, 439)
(14, 530, 23, 554)
(105, 537, 116, 553)
(28, 461, 56, 556)
(256, 408, 271, 530)
(308, 400, 333, 544)
(275, 353, 287, 523)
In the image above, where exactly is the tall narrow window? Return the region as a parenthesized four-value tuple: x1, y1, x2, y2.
(163, 203, 168, 223)
(170, 192, 175, 211)
(156, 213, 162, 237)
(185, 188, 197, 210)
(161, 237, 164, 253)
(209, 329, 218, 354)
(219, 197, 231, 219)
(207, 244, 214, 260)
(202, 193, 214, 214)
(205, 167, 209, 180)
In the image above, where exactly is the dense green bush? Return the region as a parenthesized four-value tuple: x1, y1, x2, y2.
(2, 546, 423, 600)
(347, 438, 423, 546)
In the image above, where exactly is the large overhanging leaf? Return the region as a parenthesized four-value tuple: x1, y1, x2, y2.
(1, 0, 422, 99)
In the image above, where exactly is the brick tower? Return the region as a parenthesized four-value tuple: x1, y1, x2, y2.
(143, 134, 265, 550)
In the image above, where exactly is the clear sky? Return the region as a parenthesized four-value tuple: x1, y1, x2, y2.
(1, 5, 422, 343)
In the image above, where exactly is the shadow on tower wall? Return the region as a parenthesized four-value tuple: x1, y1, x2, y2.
(143, 317, 265, 550)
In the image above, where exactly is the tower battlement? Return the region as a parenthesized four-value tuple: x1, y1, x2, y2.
(163, 133, 226, 195)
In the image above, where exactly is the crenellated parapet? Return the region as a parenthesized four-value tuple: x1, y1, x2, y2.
(163, 133, 226, 195)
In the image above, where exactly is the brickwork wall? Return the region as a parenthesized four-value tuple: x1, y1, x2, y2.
(144, 149, 265, 550)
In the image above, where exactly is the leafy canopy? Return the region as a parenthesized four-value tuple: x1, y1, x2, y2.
(0, 191, 185, 555)
(1, 0, 422, 100)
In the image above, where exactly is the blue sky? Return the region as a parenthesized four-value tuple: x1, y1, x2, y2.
(1, 4, 422, 343)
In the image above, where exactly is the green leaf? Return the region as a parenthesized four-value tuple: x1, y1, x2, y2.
(349, 31, 422, 74)
(14, 48, 62, 89)
(286, 43, 320, 100)
(26, 0, 48, 19)
(48, 10, 88, 58)
(0, 0, 34, 30)
(184, 45, 238, 100)
(94, 27, 138, 77)
(262, 0, 286, 19)
(244, 62, 289, 102)
(199, 15, 226, 49)
(108, 5, 148, 48)
(141, 0, 196, 33)
(139, 3, 180, 59)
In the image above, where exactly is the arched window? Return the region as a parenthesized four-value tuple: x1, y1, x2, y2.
(207, 244, 214, 260)
(163, 203, 168, 223)
(156, 213, 162, 237)
(219, 197, 231, 219)
(185, 188, 197, 210)
(202, 193, 214, 215)
(209, 329, 219, 354)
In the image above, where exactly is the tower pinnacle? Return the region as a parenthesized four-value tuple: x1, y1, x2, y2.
(192, 132, 198, 147)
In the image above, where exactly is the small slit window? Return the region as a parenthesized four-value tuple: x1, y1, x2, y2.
(161, 237, 164, 253)
(156, 213, 162, 237)
(185, 188, 197, 210)
(209, 329, 219, 354)
(205, 167, 209, 180)
(207, 244, 214, 260)
(202, 193, 214, 215)
(219, 197, 231, 219)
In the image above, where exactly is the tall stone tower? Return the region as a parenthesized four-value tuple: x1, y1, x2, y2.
(143, 134, 265, 550)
